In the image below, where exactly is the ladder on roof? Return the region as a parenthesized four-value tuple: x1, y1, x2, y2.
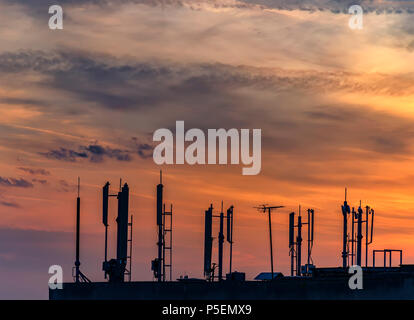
(125, 215, 133, 282)
(163, 204, 173, 281)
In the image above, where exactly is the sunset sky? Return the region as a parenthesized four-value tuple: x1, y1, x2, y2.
(0, 0, 414, 299)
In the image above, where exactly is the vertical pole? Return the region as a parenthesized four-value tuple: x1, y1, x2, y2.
(218, 205, 224, 281)
(75, 177, 80, 283)
(297, 215, 302, 276)
(116, 183, 129, 282)
(356, 205, 363, 266)
(104, 226, 108, 262)
(307, 209, 310, 266)
(102, 182, 109, 279)
(373, 251, 376, 268)
(341, 188, 349, 269)
(104, 225, 108, 279)
(129, 215, 133, 282)
(268, 208, 274, 279)
(229, 207, 234, 275)
(158, 215, 163, 281)
(289, 212, 295, 276)
(389, 250, 392, 267)
(170, 204, 173, 281)
(157, 172, 163, 282)
(365, 206, 369, 268)
(342, 209, 347, 269)
(162, 204, 166, 282)
(204, 205, 213, 280)
(351, 208, 355, 265)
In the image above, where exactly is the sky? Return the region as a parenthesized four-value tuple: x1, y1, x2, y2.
(0, 0, 414, 299)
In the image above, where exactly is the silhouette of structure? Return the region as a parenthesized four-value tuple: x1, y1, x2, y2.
(203, 203, 236, 281)
(289, 207, 315, 276)
(341, 189, 375, 268)
(373, 249, 402, 268)
(255, 205, 285, 279)
(227, 205, 234, 275)
(341, 188, 350, 268)
(102, 180, 133, 282)
(204, 204, 213, 280)
(50, 184, 414, 300)
(73, 177, 91, 283)
(152, 171, 173, 282)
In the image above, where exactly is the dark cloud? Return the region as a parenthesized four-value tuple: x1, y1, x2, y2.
(2, 50, 414, 163)
(0, 97, 46, 107)
(2, 0, 413, 14)
(18, 167, 50, 176)
(40, 141, 149, 163)
(40, 147, 88, 162)
(0, 51, 172, 110)
(84, 144, 132, 162)
(137, 144, 153, 159)
(132, 137, 153, 159)
(0, 200, 20, 208)
(0, 51, 412, 116)
(239, 0, 414, 13)
(0, 177, 34, 188)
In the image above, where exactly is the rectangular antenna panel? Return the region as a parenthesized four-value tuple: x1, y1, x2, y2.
(102, 182, 109, 227)
(204, 207, 213, 275)
(289, 212, 295, 247)
(156, 184, 163, 226)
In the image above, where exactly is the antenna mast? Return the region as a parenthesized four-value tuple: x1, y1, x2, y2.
(227, 206, 234, 275)
(74, 177, 90, 283)
(255, 205, 285, 279)
(341, 188, 350, 269)
(152, 171, 173, 282)
(102, 180, 131, 282)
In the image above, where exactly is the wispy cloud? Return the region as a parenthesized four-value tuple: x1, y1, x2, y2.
(40, 147, 88, 162)
(31, 179, 48, 185)
(18, 167, 50, 176)
(40, 143, 137, 163)
(240, 0, 414, 13)
(0, 200, 20, 208)
(85, 144, 132, 162)
(0, 177, 34, 188)
(0, 50, 412, 118)
(3, 0, 414, 14)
